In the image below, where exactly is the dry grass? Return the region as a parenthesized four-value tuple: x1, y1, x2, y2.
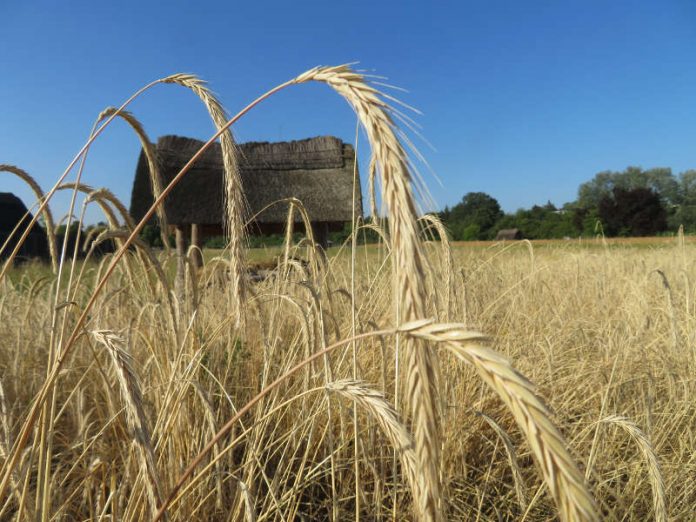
(0, 64, 692, 521)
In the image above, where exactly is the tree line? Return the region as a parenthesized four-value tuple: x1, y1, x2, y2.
(438, 166, 696, 240)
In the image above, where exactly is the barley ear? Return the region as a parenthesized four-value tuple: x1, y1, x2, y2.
(294, 64, 442, 521)
(600, 415, 667, 522)
(326, 379, 419, 505)
(400, 320, 599, 522)
(161, 73, 247, 322)
(0, 164, 58, 272)
(91, 330, 165, 519)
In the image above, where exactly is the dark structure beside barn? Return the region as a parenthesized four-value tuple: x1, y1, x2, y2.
(0, 192, 49, 262)
(130, 135, 362, 251)
(495, 228, 523, 241)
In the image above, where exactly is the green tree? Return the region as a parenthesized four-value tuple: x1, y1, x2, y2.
(447, 192, 503, 240)
(597, 187, 667, 236)
(494, 204, 576, 239)
(578, 167, 679, 208)
(670, 170, 696, 231)
(679, 169, 696, 204)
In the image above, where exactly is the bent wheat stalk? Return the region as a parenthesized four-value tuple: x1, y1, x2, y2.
(91, 330, 165, 520)
(326, 380, 418, 505)
(162, 74, 247, 321)
(96, 108, 167, 242)
(0, 164, 58, 272)
(476, 411, 527, 510)
(293, 64, 442, 522)
(599, 415, 667, 522)
(399, 319, 599, 522)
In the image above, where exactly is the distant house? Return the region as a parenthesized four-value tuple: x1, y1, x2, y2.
(130, 135, 362, 249)
(495, 228, 523, 241)
(0, 192, 49, 261)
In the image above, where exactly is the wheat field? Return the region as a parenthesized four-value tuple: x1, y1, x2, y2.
(1, 65, 693, 521)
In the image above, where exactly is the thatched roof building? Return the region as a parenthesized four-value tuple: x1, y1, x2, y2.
(0, 192, 48, 261)
(130, 135, 361, 247)
(495, 228, 523, 241)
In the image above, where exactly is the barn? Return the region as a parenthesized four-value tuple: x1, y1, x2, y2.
(130, 135, 361, 250)
(495, 228, 523, 241)
(0, 192, 49, 261)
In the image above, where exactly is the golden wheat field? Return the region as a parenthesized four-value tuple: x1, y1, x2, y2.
(1, 65, 694, 521)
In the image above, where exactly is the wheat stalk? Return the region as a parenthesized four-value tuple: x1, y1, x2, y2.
(0, 378, 34, 520)
(97, 108, 167, 240)
(0, 164, 58, 271)
(367, 153, 379, 220)
(476, 411, 528, 510)
(599, 415, 667, 522)
(238, 478, 256, 522)
(326, 380, 418, 506)
(399, 319, 599, 521)
(161, 73, 247, 322)
(55, 183, 122, 229)
(90, 330, 165, 520)
(293, 64, 442, 521)
(419, 214, 454, 320)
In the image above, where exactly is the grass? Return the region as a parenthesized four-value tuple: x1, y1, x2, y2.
(0, 63, 689, 520)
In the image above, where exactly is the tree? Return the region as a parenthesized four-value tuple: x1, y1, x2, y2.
(578, 167, 679, 208)
(494, 204, 576, 239)
(578, 170, 615, 208)
(597, 187, 667, 236)
(679, 170, 696, 204)
(447, 192, 503, 240)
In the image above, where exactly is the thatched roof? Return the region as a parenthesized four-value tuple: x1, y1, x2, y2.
(495, 228, 522, 241)
(130, 135, 362, 227)
(0, 192, 48, 260)
(0, 192, 30, 231)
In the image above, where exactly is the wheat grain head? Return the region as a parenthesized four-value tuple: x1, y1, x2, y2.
(400, 319, 599, 521)
(600, 415, 667, 522)
(91, 330, 165, 520)
(0, 164, 58, 272)
(161, 73, 247, 322)
(326, 379, 418, 506)
(293, 64, 442, 521)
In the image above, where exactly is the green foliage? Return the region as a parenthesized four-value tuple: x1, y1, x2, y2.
(328, 221, 383, 246)
(460, 223, 481, 241)
(670, 205, 696, 233)
(493, 204, 577, 240)
(573, 166, 696, 235)
(54, 221, 82, 238)
(204, 235, 228, 249)
(578, 166, 679, 208)
(571, 207, 602, 236)
(140, 224, 164, 248)
(444, 192, 503, 240)
(597, 187, 667, 236)
(203, 229, 382, 250)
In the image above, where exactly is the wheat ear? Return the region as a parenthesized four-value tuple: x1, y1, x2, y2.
(600, 415, 667, 522)
(54, 183, 122, 230)
(161, 73, 247, 321)
(0, 164, 58, 271)
(326, 380, 418, 505)
(97, 108, 167, 238)
(91, 330, 165, 519)
(294, 64, 441, 522)
(399, 319, 599, 521)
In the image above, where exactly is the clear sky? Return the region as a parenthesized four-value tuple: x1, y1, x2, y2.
(2, 1, 696, 222)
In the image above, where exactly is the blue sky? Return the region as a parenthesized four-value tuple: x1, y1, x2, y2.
(2, 1, 696, 222)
